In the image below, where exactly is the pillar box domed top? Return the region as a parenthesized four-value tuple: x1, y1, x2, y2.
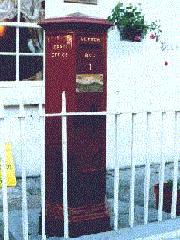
(38, 12, 113, 31)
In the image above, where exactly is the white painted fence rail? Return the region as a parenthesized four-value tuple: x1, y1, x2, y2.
(0, 92, 180, 239)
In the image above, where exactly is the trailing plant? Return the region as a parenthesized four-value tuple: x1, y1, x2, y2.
(108, 2, 161, 42)
(149, 19, 162, 41)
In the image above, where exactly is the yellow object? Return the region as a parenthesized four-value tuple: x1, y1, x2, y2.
(0, 26, 6, 37)
(0, 143, 16, 188)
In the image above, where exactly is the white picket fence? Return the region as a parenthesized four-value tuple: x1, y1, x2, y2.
(0, 92, 180, 239)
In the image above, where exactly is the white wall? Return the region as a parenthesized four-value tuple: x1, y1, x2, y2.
(46, 0, 117, 19)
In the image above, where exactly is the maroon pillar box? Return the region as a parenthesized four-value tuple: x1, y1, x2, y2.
(39, 13, 113, 237)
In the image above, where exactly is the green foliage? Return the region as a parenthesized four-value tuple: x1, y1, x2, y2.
(108, 2, 160, 41)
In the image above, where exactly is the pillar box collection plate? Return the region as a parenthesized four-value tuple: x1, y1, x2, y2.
(39, 13, 113, 237)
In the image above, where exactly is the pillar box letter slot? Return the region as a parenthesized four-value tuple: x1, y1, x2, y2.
(39, 14, 113, 238)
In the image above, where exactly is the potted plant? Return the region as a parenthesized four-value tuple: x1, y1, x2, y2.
(108, 2, 159, 42)
(154, 179, 180, 215)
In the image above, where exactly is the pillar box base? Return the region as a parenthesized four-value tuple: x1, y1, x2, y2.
(39, 201, 111, 238)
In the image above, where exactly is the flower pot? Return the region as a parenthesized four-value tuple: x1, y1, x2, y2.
(118, 26, 143, 42)
(154, 183, 180, 215)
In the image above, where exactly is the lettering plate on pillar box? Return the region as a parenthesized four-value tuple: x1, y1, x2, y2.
(39, 13, 113, 237)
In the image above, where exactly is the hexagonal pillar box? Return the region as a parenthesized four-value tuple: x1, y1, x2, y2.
(39, 13, 113, 238)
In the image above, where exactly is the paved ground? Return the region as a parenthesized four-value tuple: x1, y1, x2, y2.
(0, 162, 179, 239)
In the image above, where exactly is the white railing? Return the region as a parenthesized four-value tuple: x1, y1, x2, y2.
(0, 92, 180, 239)
(0, 104, 9, 240)
(0, 101, 45, 240)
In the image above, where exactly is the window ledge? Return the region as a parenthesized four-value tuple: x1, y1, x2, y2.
(0, 81, 45, 88)
(0, 82, 45, 105)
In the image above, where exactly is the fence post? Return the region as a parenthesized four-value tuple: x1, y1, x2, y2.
(0, 104, 9, 240)
(158, 112, 166, 222)
(171, 111, 178, 218)
(114, 113, 119, 231)
(39, 102, 46, 239)
(19, 103, 29, 240)
(129, 113, 135, 228)
(62, 92, 69, 238)
(144, 112, 151, 225)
